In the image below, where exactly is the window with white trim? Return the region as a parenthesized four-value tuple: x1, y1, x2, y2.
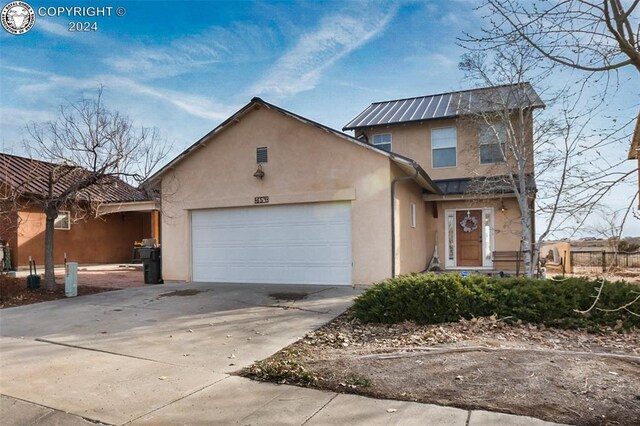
(410, 202, 416, 228)
(372, 133, 392, 152)
(447, 212, 455, 262)
(484, 211, 491, 259)
(432, 127, 457, 168)
(479, 123, 506, 164)
(54, 211, 70, 230)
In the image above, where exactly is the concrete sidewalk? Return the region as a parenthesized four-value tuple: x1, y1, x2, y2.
(0, 282, 563, 425)
(1, 378, 561, 425)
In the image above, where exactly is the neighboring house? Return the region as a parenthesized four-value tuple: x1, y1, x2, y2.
(149, 84, 543, 286)
(0, 153, 160, 268)
(629, 112, 640, 208)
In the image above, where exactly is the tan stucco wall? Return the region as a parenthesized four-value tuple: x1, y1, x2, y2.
(392, 164, 430, 275)
(424, 197, 523, 270)
(359, 115, 533, 180)
(11, 207, 147, 267)
(160, 105, 396, 284)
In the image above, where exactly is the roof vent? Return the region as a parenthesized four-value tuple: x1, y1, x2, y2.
(257, 147, 268, 163)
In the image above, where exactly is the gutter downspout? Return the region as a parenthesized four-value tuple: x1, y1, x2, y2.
(391, 168, 419, 278)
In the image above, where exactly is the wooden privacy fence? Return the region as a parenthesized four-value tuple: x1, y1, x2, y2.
(570, 251, 640, 273)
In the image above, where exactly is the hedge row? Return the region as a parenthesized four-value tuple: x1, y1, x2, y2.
(351, 273, 640, 330)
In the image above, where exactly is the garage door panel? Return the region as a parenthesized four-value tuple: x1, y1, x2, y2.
(191, 202, 352, 285)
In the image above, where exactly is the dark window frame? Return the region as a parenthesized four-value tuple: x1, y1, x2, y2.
(54, 211, 71, 230)
(479, 123, 506, 164)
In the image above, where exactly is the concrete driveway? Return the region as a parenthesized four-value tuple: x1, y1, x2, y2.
(0, 282, 562, 426)
(0, 282, 358, 424)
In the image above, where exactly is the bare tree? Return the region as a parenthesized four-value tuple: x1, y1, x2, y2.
(468, 0, 640, 74)
(588, 192, 639, 259)
(458, 42, 633, 277)
(13, 88, 168, 290)
(464, 1, 639, 316)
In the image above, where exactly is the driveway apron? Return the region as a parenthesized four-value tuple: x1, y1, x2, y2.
(0, 282, 358, 424)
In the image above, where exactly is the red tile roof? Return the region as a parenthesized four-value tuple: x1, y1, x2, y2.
(0, 153, 149, 203)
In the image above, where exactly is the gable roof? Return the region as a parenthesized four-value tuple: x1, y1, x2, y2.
(629, 112, 640, 160)
(0, 153, 149, 203)
(342, 83, 545, 130)
(146, 97, 442, 194)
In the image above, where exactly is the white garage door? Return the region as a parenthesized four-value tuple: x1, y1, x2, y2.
(191, 202, 352, 285)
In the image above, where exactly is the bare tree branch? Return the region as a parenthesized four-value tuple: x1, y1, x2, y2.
(9, 87, 169, 289)
(463, 0, 640, 73)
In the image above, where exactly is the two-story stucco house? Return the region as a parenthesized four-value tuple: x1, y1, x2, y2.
(343, 84, 544, 275)
(149, 84, 543, 286)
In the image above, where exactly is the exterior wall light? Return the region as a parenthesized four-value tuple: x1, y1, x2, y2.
(253, 164, 265, 179)
(500, 201, 507, 212)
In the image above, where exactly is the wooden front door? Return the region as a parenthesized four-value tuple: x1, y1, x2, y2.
(456, 210, 482, 267)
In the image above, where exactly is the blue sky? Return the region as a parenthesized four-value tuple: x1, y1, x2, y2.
(0, 0, 638, 236)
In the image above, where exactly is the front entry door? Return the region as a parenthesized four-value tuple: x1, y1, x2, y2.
(456, 210, 483, 267)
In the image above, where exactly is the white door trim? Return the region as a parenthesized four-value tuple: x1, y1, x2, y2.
(444, 207, 494, 269)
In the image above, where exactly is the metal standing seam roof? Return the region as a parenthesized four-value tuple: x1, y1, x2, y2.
(0, 153, 150, 203)
(433, 175, 537, 195)
(343, 83, 545, 130)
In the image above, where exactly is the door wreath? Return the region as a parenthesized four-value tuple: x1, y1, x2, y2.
(459, 214, 478, 233)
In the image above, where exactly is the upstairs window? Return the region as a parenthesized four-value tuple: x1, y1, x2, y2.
(372, 133, 392, 152)
(479, 123, 506, 164)
(54, 211, 70, 230)
(432, 127, 457, 168)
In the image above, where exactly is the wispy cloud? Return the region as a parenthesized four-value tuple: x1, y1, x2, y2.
(35, 18, 110, 47)
(37, 20, 72, 37)
(104, 23, 278, 79)
(0, 107, 52, 124)
(1, 65, 51, 77)
(11, 67, 234, 121)
(108, 77, 236, 120)
(250, 1, 398, 98)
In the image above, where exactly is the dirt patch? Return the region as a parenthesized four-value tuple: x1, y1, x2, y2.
(158, 289, 203, 298)
(269, 292, 308, 301)
(244, 314, 640, 425)
(558, 271, 640, 285)
(0, 275, 115, 309)
(61, 266, 144, 289)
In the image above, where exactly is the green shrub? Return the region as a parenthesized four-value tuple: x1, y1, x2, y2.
(351, 273, 640, 330)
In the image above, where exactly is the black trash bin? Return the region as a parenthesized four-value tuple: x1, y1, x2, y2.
(139, 247, 162, 284)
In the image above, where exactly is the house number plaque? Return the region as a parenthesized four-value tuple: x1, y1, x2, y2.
(254, 196, 269, 204)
